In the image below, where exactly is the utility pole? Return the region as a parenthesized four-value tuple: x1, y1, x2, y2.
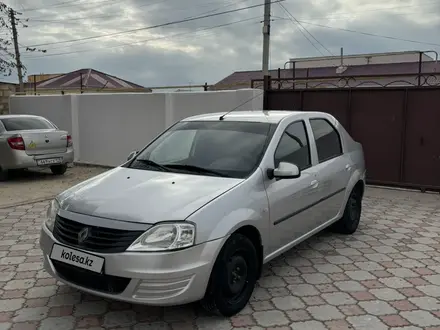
(262, 0, 271, 75)
(9, 9, 24, 93)
(262, 0, 271, 110)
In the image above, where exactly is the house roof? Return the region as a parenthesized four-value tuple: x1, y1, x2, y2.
(288, 50, 434, 62)
(214, 61, 440, 90)
(29, 68, 149, 91)
(0, 81, 18, 85)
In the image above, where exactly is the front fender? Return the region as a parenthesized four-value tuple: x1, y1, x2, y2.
(188, 169, 270, 252)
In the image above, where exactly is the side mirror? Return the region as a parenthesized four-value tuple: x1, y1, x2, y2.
(127, 151, 138, 161)
(270, 162, 301, 179)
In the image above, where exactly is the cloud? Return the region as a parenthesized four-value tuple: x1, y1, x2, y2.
(0, 0, 439, 87)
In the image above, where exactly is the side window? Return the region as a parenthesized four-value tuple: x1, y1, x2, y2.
(310, 118, 343, 162)
(274, 121, 311, 170)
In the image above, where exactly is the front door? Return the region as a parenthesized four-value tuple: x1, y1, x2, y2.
(264, 120, 321, 255)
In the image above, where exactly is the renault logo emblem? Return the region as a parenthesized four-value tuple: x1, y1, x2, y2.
(78, 227, 89, 244)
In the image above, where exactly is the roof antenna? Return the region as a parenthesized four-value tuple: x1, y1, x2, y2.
(219, 91, 265, 121)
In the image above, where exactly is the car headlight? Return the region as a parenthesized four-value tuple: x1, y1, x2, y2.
(127, 222, 195, 252)
(45, 199, 60, 232)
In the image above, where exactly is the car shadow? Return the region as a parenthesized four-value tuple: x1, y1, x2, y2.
(2, 168, 57, 183)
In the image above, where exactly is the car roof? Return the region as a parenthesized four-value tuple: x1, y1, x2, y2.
(182, 110, 331, 124)
(0, 114, 43, 119)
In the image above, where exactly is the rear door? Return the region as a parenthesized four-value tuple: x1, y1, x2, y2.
(1, 117, 68, 155)
(308, 117, 351, 225)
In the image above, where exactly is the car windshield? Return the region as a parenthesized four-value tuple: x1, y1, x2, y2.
(129, 120, 273, 179)
(1, 117, 54, 131)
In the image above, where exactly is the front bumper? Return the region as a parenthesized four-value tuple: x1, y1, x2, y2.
(39, 224, 224, 306)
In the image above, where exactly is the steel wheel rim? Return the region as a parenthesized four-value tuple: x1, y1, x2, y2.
(224, 250, 250, 305)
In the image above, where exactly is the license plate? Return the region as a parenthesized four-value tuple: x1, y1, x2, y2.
(50, 244, 104, 273)
(36, 158, 62, 166)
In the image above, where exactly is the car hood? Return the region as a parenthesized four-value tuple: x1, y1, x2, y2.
(57, 167, 243, 224)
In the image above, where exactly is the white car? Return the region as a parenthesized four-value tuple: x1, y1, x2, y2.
(0, 114, 74, 180)
(40, 110, 365, 316)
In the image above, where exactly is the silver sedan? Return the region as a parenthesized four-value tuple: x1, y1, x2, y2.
(39, 110, 365, 317)
(0, 114, 74, 180)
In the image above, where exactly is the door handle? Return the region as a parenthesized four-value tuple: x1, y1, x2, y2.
(310, 180, 319, 188)
(345, 164, 352, 171)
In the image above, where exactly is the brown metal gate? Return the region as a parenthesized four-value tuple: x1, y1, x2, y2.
(253, 77, 440, 191)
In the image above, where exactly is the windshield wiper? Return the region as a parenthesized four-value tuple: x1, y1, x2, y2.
(133, 159, 170, 172)
(163, 164, 230, 177)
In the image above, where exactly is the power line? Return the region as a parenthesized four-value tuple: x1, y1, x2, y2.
(24, 1, 284, 48)
(27, 0, 440, 22)
(22, 16, 262, 59)
(279, 3, 333, 56)
(295, 20, 440, 48)
(26, 0, 244, 24)
(21, 0, 133, 13)
(25, 0, 248, 35)
(278, 3, 332, 56)
(279, 17, 324, 56)
(17, 0, 440, 62)
(20, 0, 250, 53)
(20, 0, 82, 12)
(25, 0, 195, 21)
(303, 1, 440, 21)
(26, 0, 251, 52)
(181, 0, 250, 20)
(22, 18, 261, 59)
(23, 0, 440, 30)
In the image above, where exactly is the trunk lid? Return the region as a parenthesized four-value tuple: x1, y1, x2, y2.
(19, 129, 68, 155)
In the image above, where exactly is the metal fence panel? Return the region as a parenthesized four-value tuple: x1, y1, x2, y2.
(266, 84, 440, 191)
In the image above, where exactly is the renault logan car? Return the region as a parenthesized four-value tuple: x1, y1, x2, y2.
(0, 114, 74, 180)
(39, 110, 365, 316)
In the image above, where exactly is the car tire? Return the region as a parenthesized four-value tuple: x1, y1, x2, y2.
(331, 185, 362, 235)
(201, 233, 258, 317)
(0, 167, 8, 181)
(50, 164, 68, 175)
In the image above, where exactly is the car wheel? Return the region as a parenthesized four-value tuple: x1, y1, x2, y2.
(50, 164, 68, 175)
(201, 233, 258, 317)
(0, 167, 8, 181)
(331, 186, 362, 235)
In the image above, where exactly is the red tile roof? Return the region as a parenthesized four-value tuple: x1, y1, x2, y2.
(214, 61, 440, 90)
(29, 68, 149, 91)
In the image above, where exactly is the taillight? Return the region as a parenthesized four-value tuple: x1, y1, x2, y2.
(7, 135, 25, 150)
(66, 135, 73, 147)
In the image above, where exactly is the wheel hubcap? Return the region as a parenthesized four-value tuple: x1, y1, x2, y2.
(227, 255, 248, 296)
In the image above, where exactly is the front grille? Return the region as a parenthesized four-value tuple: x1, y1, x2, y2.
(53, 215, 144, 253)
(52, 260, 130, 294)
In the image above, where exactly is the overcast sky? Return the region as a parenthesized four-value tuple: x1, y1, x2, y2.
(1, 0, 439, 88)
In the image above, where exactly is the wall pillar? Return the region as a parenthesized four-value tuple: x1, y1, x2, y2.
(70, 95, 80, 162)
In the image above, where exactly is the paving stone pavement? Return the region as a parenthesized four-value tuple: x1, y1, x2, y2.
(0, 166, 108, 208)
(0, 188, 440, 329)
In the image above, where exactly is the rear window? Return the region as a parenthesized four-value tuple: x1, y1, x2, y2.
(1, 117, 54, 131)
